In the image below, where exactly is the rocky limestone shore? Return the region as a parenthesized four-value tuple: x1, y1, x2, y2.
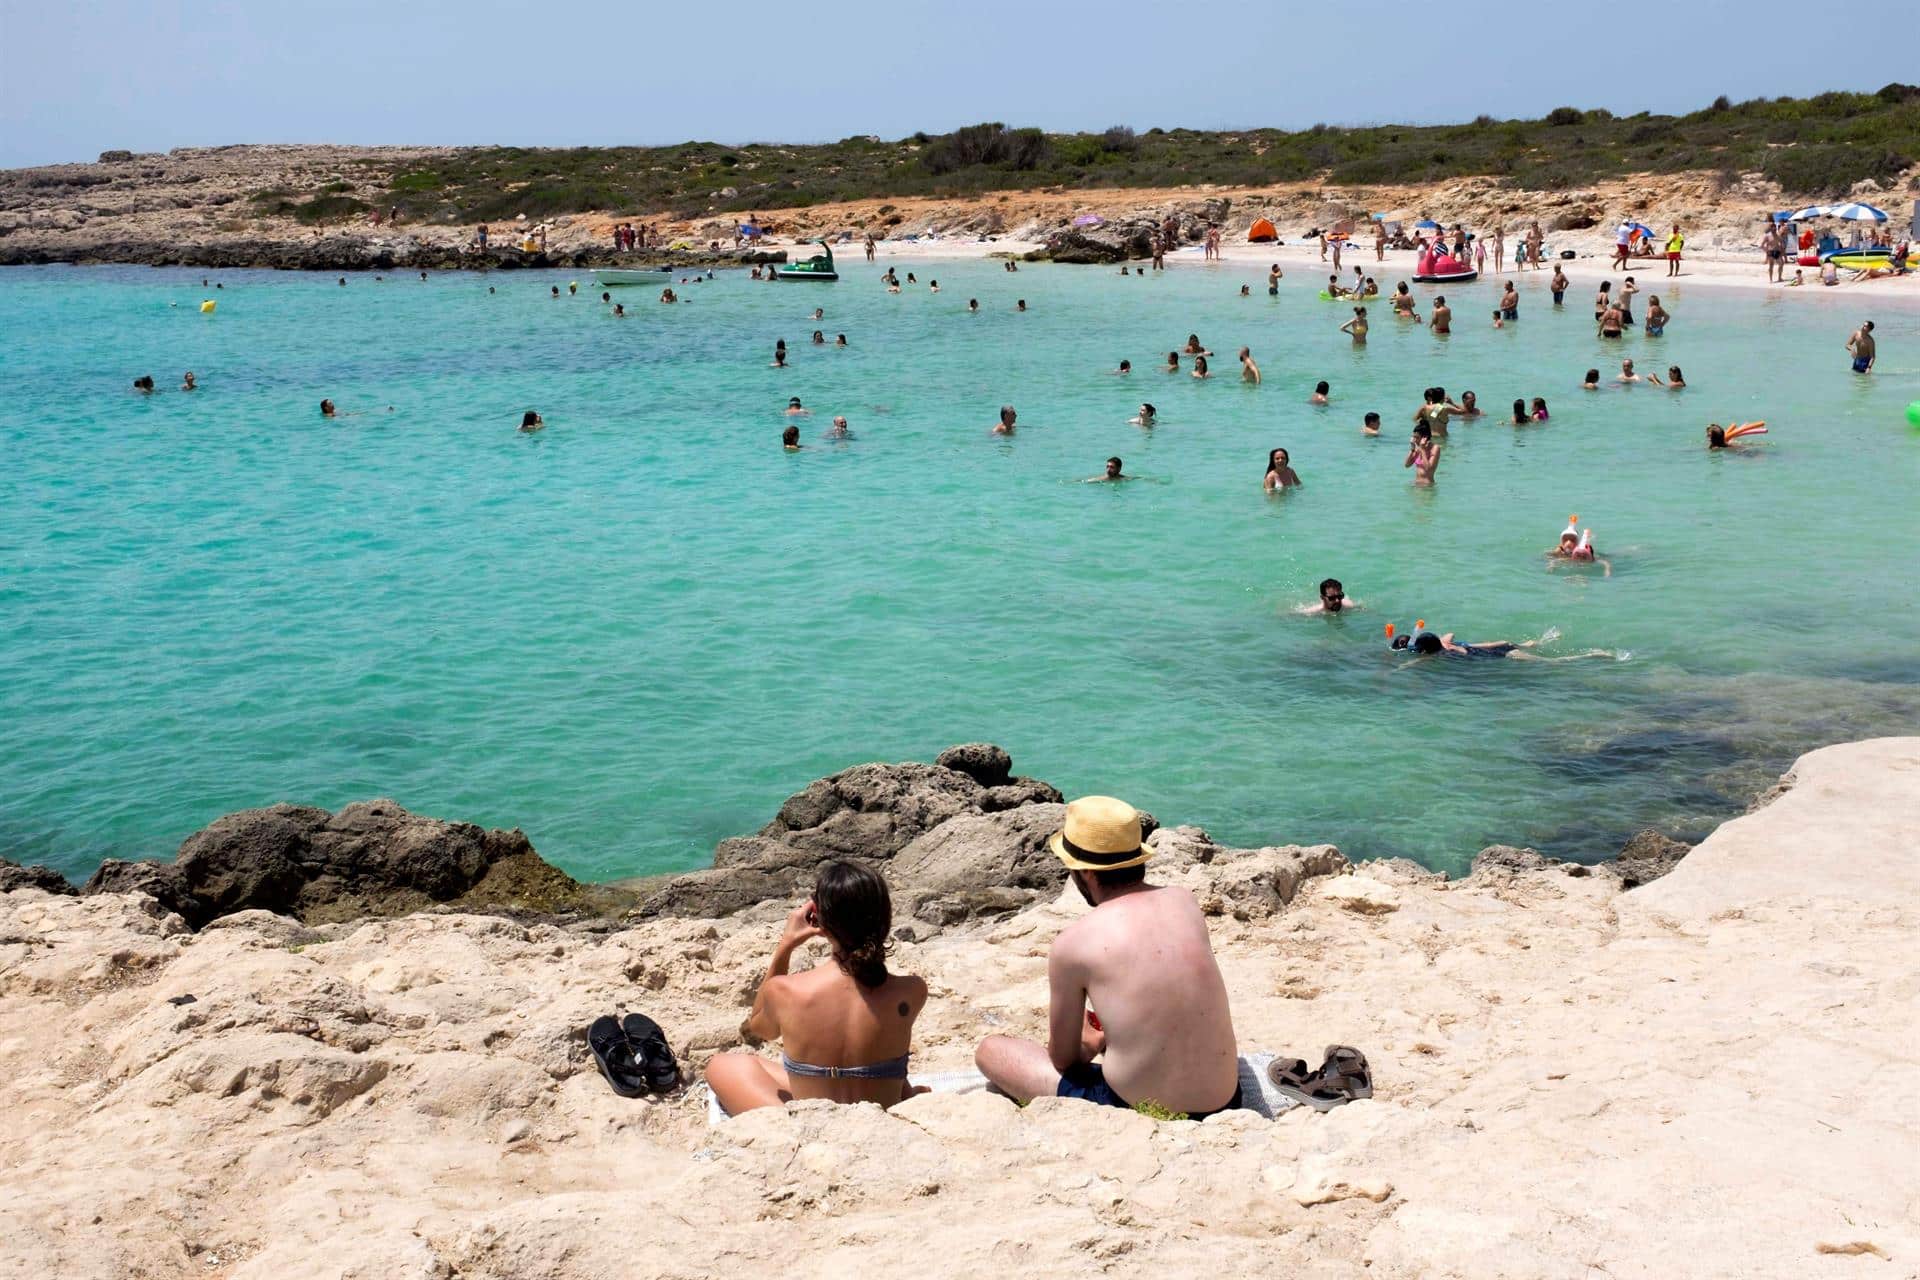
(7, 143, 1908, 272)
(3, 739, 1915, 1279)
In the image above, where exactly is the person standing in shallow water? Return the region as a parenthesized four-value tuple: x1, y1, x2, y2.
(706, 860, 928, 1115)
(975, 797, 1242, 1118)
(1405, 421, 1441, 485)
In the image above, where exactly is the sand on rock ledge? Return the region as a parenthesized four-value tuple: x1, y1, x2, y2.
(2, 738, 1916, 1279)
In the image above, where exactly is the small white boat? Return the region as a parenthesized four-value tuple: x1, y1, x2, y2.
(591, 267, 674, 286)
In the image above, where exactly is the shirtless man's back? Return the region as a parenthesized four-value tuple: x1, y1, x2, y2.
(976, 797, 1241, 1117)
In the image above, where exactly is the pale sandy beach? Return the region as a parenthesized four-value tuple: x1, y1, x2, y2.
(3, 738, 1917, 1279)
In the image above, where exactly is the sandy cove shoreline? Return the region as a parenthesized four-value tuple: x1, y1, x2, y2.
(2, 736, 1916, 1278)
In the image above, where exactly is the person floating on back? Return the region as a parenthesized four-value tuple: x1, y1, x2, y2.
(975, 796, 1243, 1118)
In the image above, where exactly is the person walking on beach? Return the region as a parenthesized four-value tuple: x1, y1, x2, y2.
(864, 234, 876, 262)
(1846, 320, 1876, 373)
(1612, 221, 1633, 271)
(1493, 226, 1505, 274)
(974, 797, 1242, 1119)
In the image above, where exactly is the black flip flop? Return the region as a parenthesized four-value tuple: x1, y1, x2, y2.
(622, 1013, 682, 1094)
(589, 1015, 648, 1098)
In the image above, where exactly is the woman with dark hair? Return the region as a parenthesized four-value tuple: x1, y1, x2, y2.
(1263, 448, 1301, 492)
(705, 860, 928, 1115)
(1512, 399, 1529, 425)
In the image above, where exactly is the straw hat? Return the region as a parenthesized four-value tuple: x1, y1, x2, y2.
(1049, 796, 1154, 872)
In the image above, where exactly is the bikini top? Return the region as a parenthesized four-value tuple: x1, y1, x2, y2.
(781, 1053, 910, 1081)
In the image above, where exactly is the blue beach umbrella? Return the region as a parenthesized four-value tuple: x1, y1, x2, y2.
(1414, 219, 1441, 230)
(1771, 210, 1795, 222)
(738, 224, 763, 238)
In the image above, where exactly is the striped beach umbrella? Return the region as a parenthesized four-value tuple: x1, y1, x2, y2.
(1786, 205, 1833, 221)
(1826, 202, 1888, 222)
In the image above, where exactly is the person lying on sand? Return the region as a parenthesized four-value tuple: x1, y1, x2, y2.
(975, 797, 1243, 1118)
(706, 860, 928, 1115)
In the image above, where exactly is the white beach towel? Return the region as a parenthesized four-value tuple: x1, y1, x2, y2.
(702, 1056, 1301, 1125)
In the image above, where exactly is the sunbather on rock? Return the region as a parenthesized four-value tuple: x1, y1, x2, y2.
(706, 859, 928, 1114)
(975, 797, 1243, 1118)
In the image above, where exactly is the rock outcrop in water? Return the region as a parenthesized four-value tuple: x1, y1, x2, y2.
(73, 800, 622, 928)
(0, 859, 75, 896)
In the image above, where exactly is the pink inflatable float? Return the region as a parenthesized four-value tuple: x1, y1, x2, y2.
(1415, 246, 1478, 283)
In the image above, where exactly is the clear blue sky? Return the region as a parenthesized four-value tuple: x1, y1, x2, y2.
(3, 0, 1913, 168)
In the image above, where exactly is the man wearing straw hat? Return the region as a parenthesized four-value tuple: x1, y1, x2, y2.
(974, 796, 1243, 1118)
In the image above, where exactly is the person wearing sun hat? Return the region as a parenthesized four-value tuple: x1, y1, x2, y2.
(974, 796, 1243, 1118)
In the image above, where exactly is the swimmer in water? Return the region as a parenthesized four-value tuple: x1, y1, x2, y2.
(133, 375, 155, 394)
(993, 405, 1018, 435)
(1016, 299, 1027, 312)
(929, 280, 939, 293)
(824, 415, 851, 439)
(1511, 399, 1530, 425)
(968, 299, 979, 313)
(1131, 403, 1157, 428)
(1361, 412, 1381, 436)
(1430, 296, 1452, 334)
(1392, 629, 1614, 662)
(1491, 309, 1505, 329)
(835, 334, 847, 347)
(1499, 280, 1519, 320)
(1457, 391, 1482, 418)
(1164, 351, 1180, 373)
(551, 286, 560, 298)
(771, 346, 787, 368)
(1392, 283, 1421, 323)
(1191, 355, 1211, 379)
(1239, 285, 1251, 297)
(1240, 347, 1261, 384)
(519, 410, 545, 433)
(569, 282, 578, 295)
(1531, 397, 1550, 421)
(1846, 320, 1876, 373)
(1549, 520, 1612, 576)
(811, 308, 825, 321)
(1183, 334, 1211, 356)
(319, 398, 336, 417)
(180, 372, 196, 391)
(613, 303, 626, 317)
(1341, 306, 1368, 345)
(1299, 578, 1357, 614)
(1309, 381, 1330, 405)
(1267, 263, 1282, 294)
(1617, 359, 1642, 383)
(783, 425, 803, 450)
(1707, 422, 1767, 449)
(602, 292, 611, 303)
(1647, 365, 1686, 389)
(1325, 274, 1348, 299)
(812, 330, 825, 344)
(786, 397, 810, 416)
(1117, 359, 1131, 374)
(1405, 422, 1441, 485)
(1550, 263, 1569, 304)
(906, 273, 917, 284)
(1263, 448, 1302, 492)
(1581, 369, 1601, 391)
(1089, 456, 1129, 483)
(660, 288, 677, 304)
(1644, 296, 1669, 336)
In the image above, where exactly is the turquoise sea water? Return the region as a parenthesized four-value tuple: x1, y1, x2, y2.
(3, 260, 1918, 882)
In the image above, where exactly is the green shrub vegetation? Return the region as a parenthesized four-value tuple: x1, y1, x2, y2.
(364, 87, 1916, 222)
